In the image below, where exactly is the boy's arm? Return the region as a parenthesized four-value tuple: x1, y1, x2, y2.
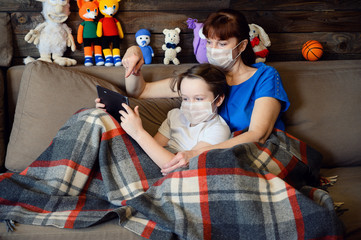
(134, 130, 175, 168)
(120, 104, 174, 168)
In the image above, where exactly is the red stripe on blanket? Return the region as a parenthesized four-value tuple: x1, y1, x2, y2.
(308, 187, 317, 200)
(0, 172, 14, 182)
(64, 197, 87, 228)
(20, 167, 28, 175)
(64, 169, 95, 228)
(283, 156, 300, 180)
(198, 152, 212, 240)
(300, 141, 308, 165)
(0, 197, 51, 213)
(286, 184, 305, 239)
(102, 127, 126, 141)
(141, 220, 157, 239)
(255, 143, 288, 178)
(206, 167, 268, 179)
(154, 167, 272, 187)
(28, 159, 92, 177)
(122, 135, 150, 191)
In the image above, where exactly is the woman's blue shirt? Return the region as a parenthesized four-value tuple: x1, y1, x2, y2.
(219, 62, 290, 132)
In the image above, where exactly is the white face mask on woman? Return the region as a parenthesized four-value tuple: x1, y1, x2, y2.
(180, 96, 219, 125)
(206, 41, 242, 70)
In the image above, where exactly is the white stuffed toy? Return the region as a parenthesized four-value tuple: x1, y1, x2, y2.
(162, 28, 181, 65)
(24, 0, 76, 66)
(248, 23, 271, 63)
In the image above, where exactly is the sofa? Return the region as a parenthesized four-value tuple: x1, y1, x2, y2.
(0, 59, 360, 239)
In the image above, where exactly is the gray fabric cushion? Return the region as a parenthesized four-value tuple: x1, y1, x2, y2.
(0, 12, 13, 67)
(270, 60, 361, 168)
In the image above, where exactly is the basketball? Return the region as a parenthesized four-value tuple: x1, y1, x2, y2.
(302, 40, 323, 61)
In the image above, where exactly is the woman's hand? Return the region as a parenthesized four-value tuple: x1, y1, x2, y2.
(95, 98, 105, 110)
(161, 150, 195, 175)
(122, 46, 144, 78)
(119, 104, 144, 140)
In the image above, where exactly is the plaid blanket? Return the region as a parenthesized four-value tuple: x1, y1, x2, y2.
(0, 108, 343, 239)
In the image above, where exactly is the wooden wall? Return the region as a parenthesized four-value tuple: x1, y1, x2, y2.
(1, 0, 361, 65)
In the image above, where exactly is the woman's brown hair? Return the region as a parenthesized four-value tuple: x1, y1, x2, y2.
(203, 9, 255, 66)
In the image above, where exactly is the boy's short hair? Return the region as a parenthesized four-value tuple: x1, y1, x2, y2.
(170, 63, 228, 98)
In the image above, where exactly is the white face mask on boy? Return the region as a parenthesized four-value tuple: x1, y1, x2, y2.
(206, 41, 242, 70)
(180, 96, 219, 125)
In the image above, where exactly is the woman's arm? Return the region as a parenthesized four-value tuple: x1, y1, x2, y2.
(120, 104, 175, 168)
(123, 46, 178, 99)
(126, 75, 178, 99)
(122, 46, 144, 78)
(161, 97, 281, 174)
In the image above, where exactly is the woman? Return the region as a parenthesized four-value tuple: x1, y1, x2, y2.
(122, 9, 290, 174)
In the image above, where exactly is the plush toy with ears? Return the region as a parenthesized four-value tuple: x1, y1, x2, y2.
(136, 29, 154, 64)
(24, 0, 76, 66)
(187, 18, 208, 63)
(248, 23, 271, 63)
(97, 0, 124, 67)
(162, 28, 181, 65)
(77, 0, 104, 66)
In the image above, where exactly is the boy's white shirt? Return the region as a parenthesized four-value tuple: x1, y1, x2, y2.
(158, 108, 231, 152)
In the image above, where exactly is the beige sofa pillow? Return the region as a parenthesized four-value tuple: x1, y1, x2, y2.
(279, 61, 361, 168)
(0, 13, 13, 67)
(5, 61, 180, 172)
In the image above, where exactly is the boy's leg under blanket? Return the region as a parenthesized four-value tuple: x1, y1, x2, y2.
(0, 108, 163, 228)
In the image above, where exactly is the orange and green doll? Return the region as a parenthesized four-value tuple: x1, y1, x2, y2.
(77, 0, 104, 66)
(97, 0, 124, 67)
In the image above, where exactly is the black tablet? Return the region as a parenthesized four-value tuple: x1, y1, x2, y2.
(96, 85, 129, 122)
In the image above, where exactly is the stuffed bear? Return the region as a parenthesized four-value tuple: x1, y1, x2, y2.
(162, 28, 181, 65)
(24, 0, 76, 66)
(248, 23, 271, 63)
(136, 29, 154, 64)
(187, 18, 208, 63)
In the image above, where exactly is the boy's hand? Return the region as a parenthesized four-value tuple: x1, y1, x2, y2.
(95, 98, 105, 110)
(120, 104, 144, 140)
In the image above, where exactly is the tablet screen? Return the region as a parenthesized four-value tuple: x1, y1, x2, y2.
(96, 85, 129, 122)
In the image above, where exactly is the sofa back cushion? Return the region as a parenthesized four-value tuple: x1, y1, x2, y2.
(5, 61, 185, 172)
(5, 60, 361, 171)
(271, 60, 361, 168)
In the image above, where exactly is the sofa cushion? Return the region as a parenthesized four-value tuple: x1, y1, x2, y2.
(272, 61, 361, 168)
(5, 61, 180, 172)
(0, 218, 145, 240)
(0, 12, 13, 67)
(320, 166, 361, 239)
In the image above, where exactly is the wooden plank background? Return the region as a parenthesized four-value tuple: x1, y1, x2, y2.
(1, 0, 361, 65)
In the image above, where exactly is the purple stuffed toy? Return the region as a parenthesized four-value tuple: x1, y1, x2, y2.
(187, 18, 208, 63)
